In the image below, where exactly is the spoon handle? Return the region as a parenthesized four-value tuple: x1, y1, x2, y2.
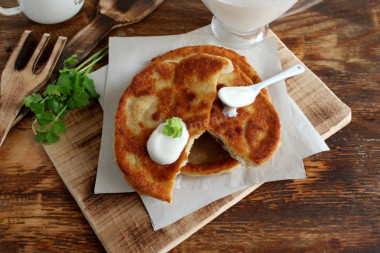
(256, 64, 305, 90)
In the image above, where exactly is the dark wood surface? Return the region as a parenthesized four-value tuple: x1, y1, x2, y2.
(0, 0, 378, 252)
(12, 0, 165, 127)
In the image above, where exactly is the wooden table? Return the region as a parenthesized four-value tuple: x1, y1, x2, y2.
(0, 0, 379, 252)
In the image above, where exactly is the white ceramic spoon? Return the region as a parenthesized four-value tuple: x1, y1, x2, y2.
(218, 64, 305, 109)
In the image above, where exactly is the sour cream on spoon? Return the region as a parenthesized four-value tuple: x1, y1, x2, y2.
(147, 117, 189, 165)
(219, 64, 305, 117)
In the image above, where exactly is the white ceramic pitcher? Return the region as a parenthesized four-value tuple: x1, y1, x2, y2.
(0, 0, 84, 24)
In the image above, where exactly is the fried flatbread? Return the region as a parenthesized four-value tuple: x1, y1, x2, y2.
(152, 45, 270, 99)
(209, 92, 281, 166)
(184, 131, 240, 176)
(153, 45, 281, 174)
(114, 54, 234, 202)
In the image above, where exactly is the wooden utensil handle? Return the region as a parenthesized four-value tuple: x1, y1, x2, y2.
(13, 106, 31, 128)
(55, 13, 119, 71)
(0, 96, 19, 147)
(11, 14, 120, 128)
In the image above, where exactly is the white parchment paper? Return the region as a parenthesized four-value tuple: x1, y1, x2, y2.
(91, 26, 329, 230)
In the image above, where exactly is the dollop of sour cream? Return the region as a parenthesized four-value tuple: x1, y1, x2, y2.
(222, 105, 238, 117)
(219, 87, 257, 118)
(147, 119, 189, 165)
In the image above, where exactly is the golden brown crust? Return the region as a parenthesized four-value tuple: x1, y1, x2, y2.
(152, 45, 260, 83)
(183, 132, 240, 176)
(209, 92, 281, 165)
(152, 45, 270, 99)
(153, 45, 280, 175)
(114, 62, 178, 202)
(115, 45, 281, 201)
(114, 54, 234, 202)
(181, 157, 240, 176)
(210, 67, 281, 166)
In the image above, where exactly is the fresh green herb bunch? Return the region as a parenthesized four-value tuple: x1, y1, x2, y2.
(24, 47, 108, 144)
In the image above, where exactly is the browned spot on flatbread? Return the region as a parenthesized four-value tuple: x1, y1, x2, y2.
(152, 111, 161, 121)
(114, 54, 234, 202)
(154, 45, 280, 174)
(217, 83, 227, 90)
(186, 91, 197, 102)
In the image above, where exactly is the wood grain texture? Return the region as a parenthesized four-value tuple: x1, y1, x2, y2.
(0, 0, 378, 252)
(12, 0, 165, 126)
(28, 31, 349, 252)
(32, 99, 263, 251)
(0, 31, 66, 147)
(57, 0, 164, 68)
(271, 30, 351, 139)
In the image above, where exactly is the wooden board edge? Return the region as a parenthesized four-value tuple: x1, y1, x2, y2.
(32, 31, 353, 252)
(321, 109, 352, 140)
(41, 132, 262, 253)
(159, 183, 263, 253)
(39, 143, 108, 252)
(269, 29, 352, 138)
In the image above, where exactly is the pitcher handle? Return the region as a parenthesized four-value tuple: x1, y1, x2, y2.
(281, 0, 322, 18)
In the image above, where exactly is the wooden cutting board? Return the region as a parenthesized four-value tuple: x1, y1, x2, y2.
(38, 31, 351, 252)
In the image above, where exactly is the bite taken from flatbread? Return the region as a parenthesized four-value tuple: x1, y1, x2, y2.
(114, 46, 281, 203)
(153, 45, 281, 172)
(114, 53, 234, 202)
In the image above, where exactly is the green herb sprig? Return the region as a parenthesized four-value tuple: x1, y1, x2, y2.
(24, 47, 108, 144)
(161, 117, 183, 138)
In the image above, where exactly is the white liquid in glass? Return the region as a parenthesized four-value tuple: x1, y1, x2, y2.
(202, 0, 298, 34)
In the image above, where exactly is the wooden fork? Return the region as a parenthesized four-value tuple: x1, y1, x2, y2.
(0, 30, 66, 147)
(7, 0, 165, 134)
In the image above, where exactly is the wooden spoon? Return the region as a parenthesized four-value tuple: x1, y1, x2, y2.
(56, 0, 165, 69)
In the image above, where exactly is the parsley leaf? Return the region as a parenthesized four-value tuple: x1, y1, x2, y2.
(46, 129, 59, 144)
(35, 131, 48, 143)
(52, 121, 66, 133)
(36, 111, 55, 130)
(83, 76, 99, 99)
(161, 117, 184, 138)
(24, 93, 43, 107)
(24, 46, 108, 144)
(61, 53, 78, 72)
(44, 84, 60, 96)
